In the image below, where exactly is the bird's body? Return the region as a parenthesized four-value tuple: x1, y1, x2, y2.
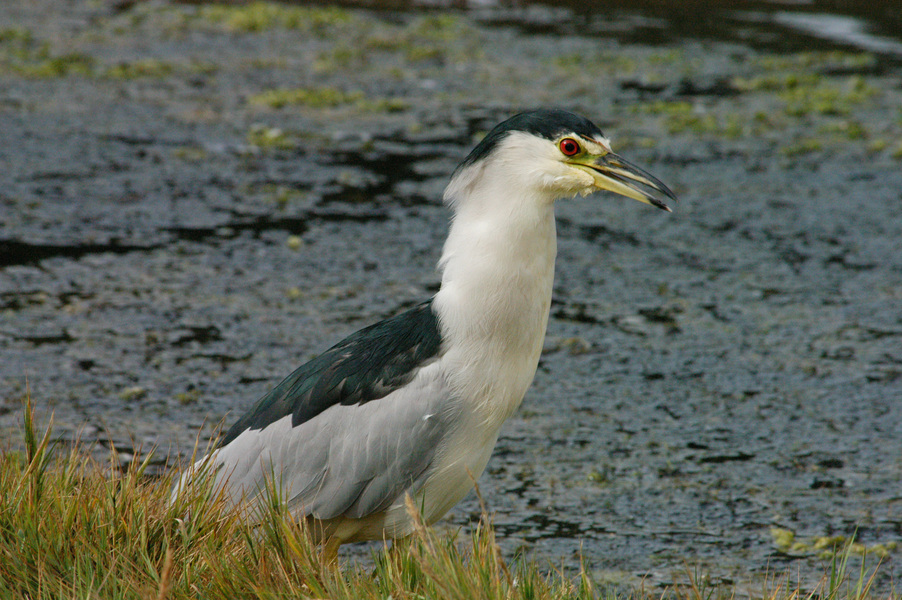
(177, 109, 676, 552)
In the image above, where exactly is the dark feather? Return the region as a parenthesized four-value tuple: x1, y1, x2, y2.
(219, 300, 442, 447)
(457, 108, 605, 171)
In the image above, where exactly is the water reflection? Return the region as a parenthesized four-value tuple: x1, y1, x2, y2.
(294, 0, 902, 57)
(772, 12, 902, 57)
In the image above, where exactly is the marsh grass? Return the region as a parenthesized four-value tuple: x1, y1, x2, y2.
(0, 396, 895, 600)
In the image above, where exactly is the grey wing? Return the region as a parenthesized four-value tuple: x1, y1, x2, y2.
(208, 363, 453, 521)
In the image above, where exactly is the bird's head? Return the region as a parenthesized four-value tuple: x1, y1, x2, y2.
(445, 109, 676, 212)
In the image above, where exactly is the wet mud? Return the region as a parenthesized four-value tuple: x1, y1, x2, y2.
(1, 0, 901, 592)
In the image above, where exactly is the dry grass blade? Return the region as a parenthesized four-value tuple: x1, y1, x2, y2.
(155, 547, 173, 600)
(0, 400, 897, 600)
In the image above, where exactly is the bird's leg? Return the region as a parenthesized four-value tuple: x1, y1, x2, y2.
(322, 537, 341, 566)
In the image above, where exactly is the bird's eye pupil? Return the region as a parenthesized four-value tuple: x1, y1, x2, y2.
(560, 139, 580, 156)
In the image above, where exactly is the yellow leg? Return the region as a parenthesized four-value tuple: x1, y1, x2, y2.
(322, 537, 341, 566)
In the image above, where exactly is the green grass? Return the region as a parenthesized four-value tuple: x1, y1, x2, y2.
(1, 396, 896, 599)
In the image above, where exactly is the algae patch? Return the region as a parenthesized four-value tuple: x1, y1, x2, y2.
(0, 26, 215, 80)
(0, 28, 94, 77)
(249, 86, 408, 113)
(250, 87, 365, 109)
(245, 125, 297, 151)
(770, 527, 898, 560)
(197, 2, 353, 34)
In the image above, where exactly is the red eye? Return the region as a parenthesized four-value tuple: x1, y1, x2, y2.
(559, 138, 580, 156)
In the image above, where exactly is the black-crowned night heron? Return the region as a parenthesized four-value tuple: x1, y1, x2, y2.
(177, 109, 676, 558)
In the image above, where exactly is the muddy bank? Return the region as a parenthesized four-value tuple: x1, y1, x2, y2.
(1, 0, 900, 592)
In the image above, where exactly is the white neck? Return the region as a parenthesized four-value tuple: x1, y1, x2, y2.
(433, 152, 559, 429)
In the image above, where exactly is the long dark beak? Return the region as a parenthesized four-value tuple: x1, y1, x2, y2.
(584, 152, 677, 212)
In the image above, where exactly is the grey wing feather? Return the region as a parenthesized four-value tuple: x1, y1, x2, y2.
(207, 364, 452, 521)
(218, 300, 442, 446)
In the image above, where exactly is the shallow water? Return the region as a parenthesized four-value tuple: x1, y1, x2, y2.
(1, 0, 901, 592)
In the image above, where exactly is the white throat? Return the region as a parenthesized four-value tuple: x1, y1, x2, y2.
(432, 142, 560, 428)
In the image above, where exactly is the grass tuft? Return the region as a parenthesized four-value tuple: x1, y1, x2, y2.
(1, 397, 897, 599)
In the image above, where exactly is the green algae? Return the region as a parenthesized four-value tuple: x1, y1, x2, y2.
(755, 50, 877, 73)
(249, 86, 408, 113)
(734, 70, 877, 118)
(245, 125, 297, 151)
(172, 146, 209, 163)
(770, 528, 898, 561)
(0, 26, 92, 77)
(175, 389, 201, 406)
(818, 120, 868, 141)
(633, 101, 742, 137)
(551, 51, 638, 76)
(732, 72, 823, 93)
(20, 53, 94, 77)
(0, 26, 216, 80)
(197, 2, 353, 34)
(313, 13, 480, 73)
(250, 87, 365, 109)
(0, 26, 35, 58)
(103, 58, 174, 79)
(780, 77, 878, 117)
(781, 138, 824, 157)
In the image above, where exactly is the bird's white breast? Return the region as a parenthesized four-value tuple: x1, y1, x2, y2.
(430, 152, 559, 495)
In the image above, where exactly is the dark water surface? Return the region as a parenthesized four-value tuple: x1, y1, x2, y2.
(313, 0, 902, 56)
(1, 0, 901, 593)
